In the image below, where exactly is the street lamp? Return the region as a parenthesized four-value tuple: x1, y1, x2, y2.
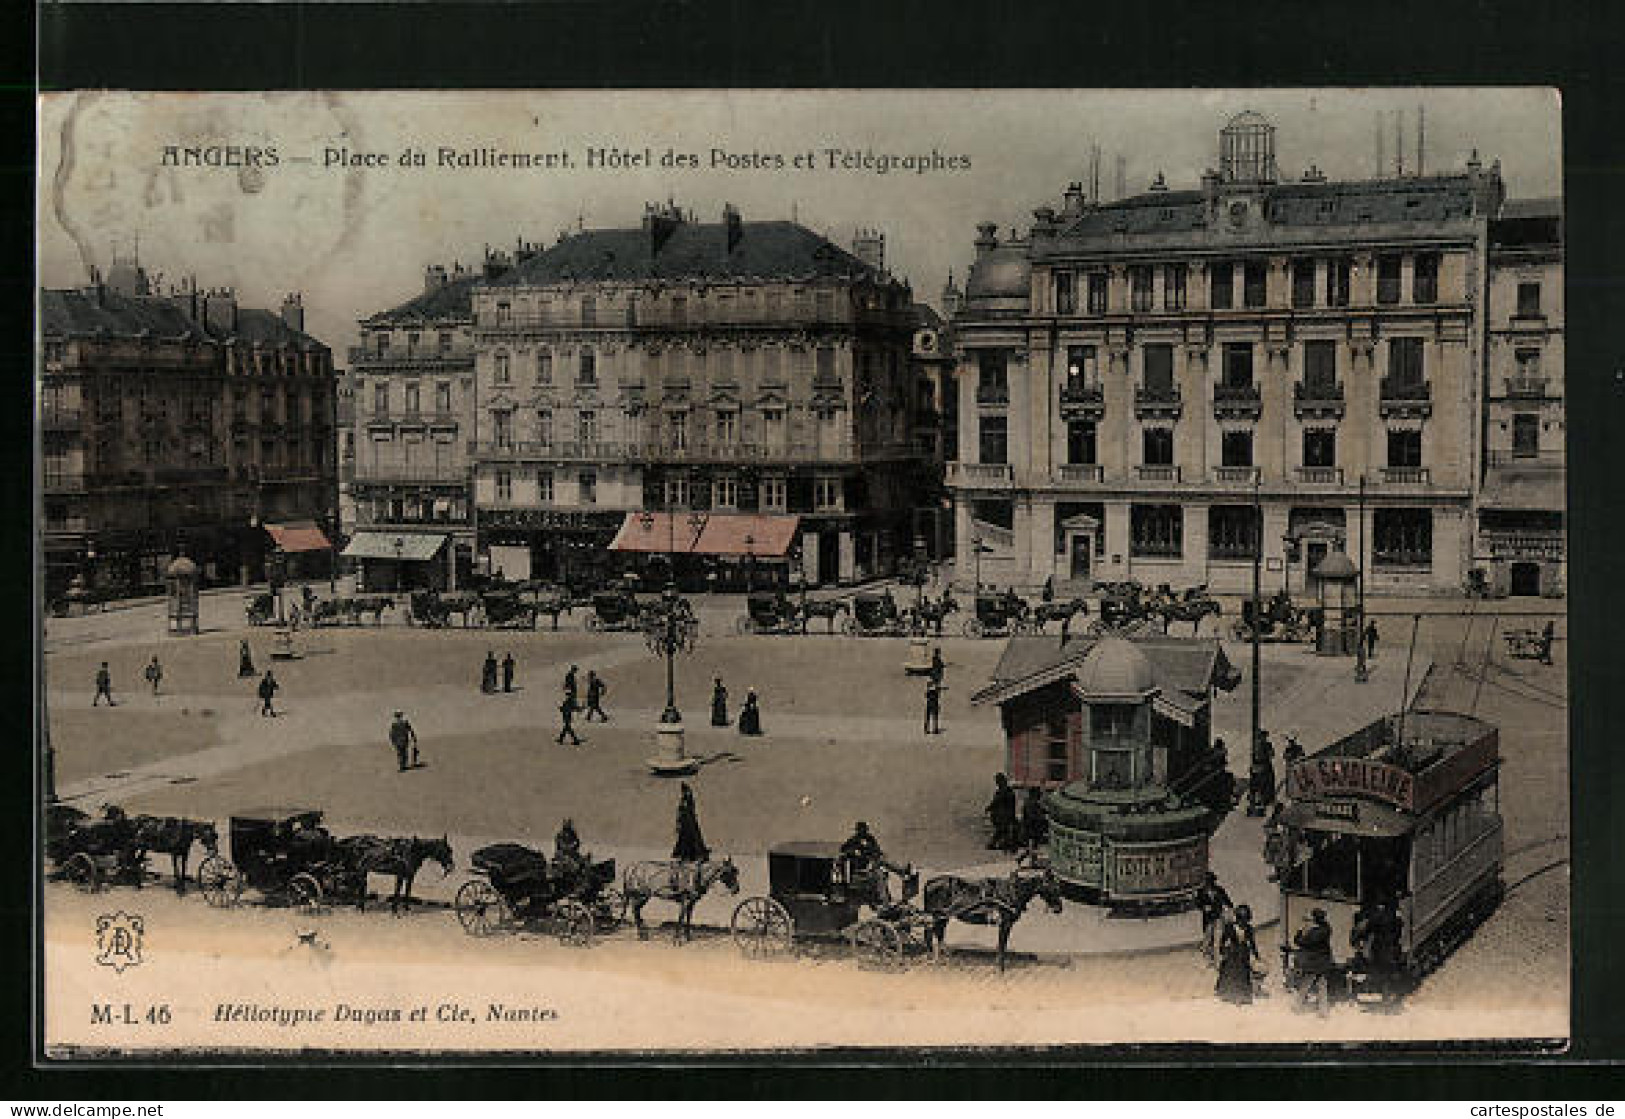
(971, 535, 993, 593)
(392, 535, 405, 593)
(743, 533, 755, 593)
(1355, 473, 1369, 684)
(643, 577, 701, 775)
(326, 506, 338, 594)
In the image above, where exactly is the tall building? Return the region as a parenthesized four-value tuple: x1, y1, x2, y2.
(345, 260, 482, 591)
(947, 112, 1506, 596)
(908, 299, 958, 560)
(40, 257, 338, 601)
(468, 203, 920, 586)
(1474, 199, 1564, 597)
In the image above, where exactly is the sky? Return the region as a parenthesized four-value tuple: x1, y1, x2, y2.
(38, 89, 1560, 355)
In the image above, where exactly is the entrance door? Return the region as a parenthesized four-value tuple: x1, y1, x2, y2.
(1510, 561, 1542, 597)
(1070, 534, 1093, 580)
(1305, 540, 1329, 595)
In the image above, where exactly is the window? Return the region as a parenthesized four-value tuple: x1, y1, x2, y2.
(580, 296, 596, 326)
(1067, 419, 1097, 465)
(493, 411, 513, 448)
(494, 470, 512, 502)
(669, 411, 688, 451)
(1326, 258, 1351, 307)
(578, 410, 598, 445)
(1512, 413, 1540, 457)
(1208, 505, 1259, 559)
(1414, 253, 1440, 304)
(816, 347, 837, 383)
(1066, 345, 1098, 387)
(1086, 272, 1109, 315)
(716, 410, 738, 445)
(977, 350, 1009, 402)
(1516, 348, 1542, 382)
(1243, 260, 1267, 308)
(494, 353, 510, 384)
(1304, 340, 1337, 391)
(1047, 736, 1070, 784)
(1516, 281, 1542, 317)
(1143, 344, 1175, 394)
(815, 289, 836, 320)
(814, 475, 843, 511)
(761, 475, 787, 512)
(1221, 430, 1253, 467)
(1303, 428, 1337, 468)
(1387, 429, 1422, 467)
(1374, 507, 1431, 567)
(438, 331, 452, 354)
(495, 301, 511, 326)
(713, 475, 738, 509)
(536, 350, 552, 382)
(1130, 504, 1183, 557)
(625, 296, 639, 327)
(1164, 264, 1188, 311)
(1388, 337, 1425, 386)
(403, 384, 420, 415)
(578, 471, 597, 504)
(1210, 262, 1234, 309)
(1377, 255, 1403, 304)
(1054, 271, 1076, 314)
(978, 414, 1008, 465)
(373, 383, 389, 414)
(1142, 427, 1174, 466)
(671, 295, 687, 326)
(405, 332, 419, 356)
(664, 477, 691, 509)
(578, 350, 596, 385)
(374, 333, 388, 357)
(763, 408, 786, 448)
(537, 471, 553, 503)
(435, 382, 451, 414)
(1130, 266, 1154, 312)
(1223, 342, 1253, 387)
(1292, 260, 1316, 308)
(535, 409, 553, 446)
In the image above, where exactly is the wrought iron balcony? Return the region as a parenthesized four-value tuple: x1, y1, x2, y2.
(1379, 378, 1433, 417)
(1380, 466, 1431, 484)
(1213, 465, 1259, 484)
(975, 383, 1010, 405)
(1055, 463, 1104, 484)
(1295, 466, 1344, 485)
(1505, 376, 1552, 399)
(946, 461, 1014, 488)
(1213, 382, 1262, 420)
(1293, 380, 1346, 419)
(1133, 386, 1182, 419)
(1135, 464, 1181, 483)
(1059, 382, 1104, 406)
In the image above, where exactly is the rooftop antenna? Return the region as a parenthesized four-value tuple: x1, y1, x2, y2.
(1395, 110, 1405, 177)
(1417, 103, 1426, 176)
(1375, 112, 1385, 179)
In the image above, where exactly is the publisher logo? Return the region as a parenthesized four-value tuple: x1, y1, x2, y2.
(95, 912, 145, 973)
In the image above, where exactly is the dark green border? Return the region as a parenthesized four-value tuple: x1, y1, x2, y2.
(14, 0, 1625, 1097)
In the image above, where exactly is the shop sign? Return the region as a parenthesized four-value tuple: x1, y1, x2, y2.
(1107, 837, 1207, 897)
(1289, 757, 1414, 810)
(1048, 825, 1103, 888)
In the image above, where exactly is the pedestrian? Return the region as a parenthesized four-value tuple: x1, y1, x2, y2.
(556, 691, 582, 745)
(257, 669, 279, 717)
(710, 677, 730, 727)
(928, 646, 945, 687)
(481, 651, 498, 695)
(672, 782, 710, 862)
(1351, 899, 1405, 1006)
(1363, 619, 1379, 660)
(1247, 729, 1276, 817)
(389, 709, 418, 772)
(1539, 619, 1556, 665)
(923, 677, 944, 735)
(238, 639, 256, 679)
(1021, 787, 1048, 851)
(1195, 871, 1233, 964)
(1216, 904, 1261, 1005)
(501, 652, 515, 693)
(93, 661, 116, 707)
(301, 583, 315, 617)
(1041, 574, 1054, 603)
(737, 688, 763, 736)
(563, 664, 579, 704)
(144, 655, 163, 697)
(1292, 907, 1336, 1016)
(985, 773, 1020, 851)
(585, 670, 608, 721)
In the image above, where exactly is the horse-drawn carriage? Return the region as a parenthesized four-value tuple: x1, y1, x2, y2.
(245, 592, 277, 626)
(584, 589, 648, 632)
(407, 590, 480, 628)
(1233, 593, 1315, 643)
(46, 804, 147, 892)
(311, 595, 396, 627)
(478, 589, 539, 630)
(962, 592, 1034, 639)
(196, 808, 360, 911)
(1503, 623, 1556, 663)
(1147, 584, 1223, 635)
(454, 843, 621, 945)
(842, 592, 909, 637)
(737, 590, 801, 635)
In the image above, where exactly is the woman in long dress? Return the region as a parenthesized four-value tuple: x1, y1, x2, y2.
(710, 677, 729, 727)
(672, 783, 710, 862)
(737, 689, 763, 736)
(1216, 904, 1261, 1004)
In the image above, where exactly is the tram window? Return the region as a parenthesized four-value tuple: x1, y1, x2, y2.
(1302, 831, 1360, 900)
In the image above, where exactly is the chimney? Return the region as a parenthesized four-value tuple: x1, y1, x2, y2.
(424, 264, 448, 292)
(644, 201, 684, 257)
(974, 222, 999, 258)
(514, 237, 539, 266)
(1148, 171, 1168, 192)
(203, 287, 238, 335)
(483, 245, 512, 281)
(1062, 182, 1086, 218)
(280, 292, 305, 332)
(942, 272, 963, 316)
(851, 225, 884, 273)
(724, 203, 744, 254)
(1301, 164, 1327, 183)
(1200, 168, 1221, 221)
(1468, 157, 1506, 217)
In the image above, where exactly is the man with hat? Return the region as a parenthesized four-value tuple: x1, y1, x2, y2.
(389, 710, 418, 772)
(1291, 907, 1337, 1015)
(1195, 871, 1233, 965)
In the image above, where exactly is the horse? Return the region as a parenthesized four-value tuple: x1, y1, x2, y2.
(920, 867, 1065, 973)
(1157, 597, 1222, 636)
(533, 596, 573, 630)
(310, 599, 347, 628)
(909, 592, 959, 637)
(336, 834, 454, 914)
(796, 598, 849, 635)
(130, 816, 219, 894)
(620, 857, 741, 943)
(1028, 598, 1089, 633)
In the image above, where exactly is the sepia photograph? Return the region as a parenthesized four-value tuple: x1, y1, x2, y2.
(35, 88, 1568, 1056)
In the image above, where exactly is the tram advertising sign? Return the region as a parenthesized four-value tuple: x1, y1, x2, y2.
(1107, 836, 1208, 898)
(1288, 757, 1414, 810)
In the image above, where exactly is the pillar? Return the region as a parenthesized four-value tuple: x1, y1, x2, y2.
(1431, 506, 1465, 593)
(1261, 501, 1290, 578)
(953, 500, 973, 586)
(801, 529, 821, 586)
(1012, 500, 1033, 584)
(838, 530, 857, 583)
(1030, 497, 1058, 582)
(1184, 503, 1210, 583)
(1104, 500, 1131, 578)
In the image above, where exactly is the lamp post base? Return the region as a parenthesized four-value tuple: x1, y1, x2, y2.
(903, 636, 934, 675)
(647, 719, 699, 776)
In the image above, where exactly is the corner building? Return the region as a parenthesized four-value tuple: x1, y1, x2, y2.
(948, 113, 1505, 596)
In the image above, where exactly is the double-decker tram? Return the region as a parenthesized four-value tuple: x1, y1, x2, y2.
(1277, 709, 1503, 982)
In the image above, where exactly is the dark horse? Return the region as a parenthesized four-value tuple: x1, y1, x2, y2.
(337, 834, 454, 914)
(1157, 597, 1222, 636)
(796, 598, 849, 635)
(909, 592, 960, 637)
(621, 857, 741, 943)
(130, 816, 219, 894)
(921, 868, 1065, 972)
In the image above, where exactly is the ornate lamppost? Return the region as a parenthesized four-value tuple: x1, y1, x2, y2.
(641, 507, 705, 775)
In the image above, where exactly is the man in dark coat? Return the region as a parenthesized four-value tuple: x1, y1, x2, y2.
(563, 664, 579, 704)
(1363, 619, 1380, 660)
(93, 662, 115, 707)
(501, 652, 515, 693)
(1247, 729, 1277, 817)
(923, 678, 944, 735)
(238, 640, 256, 678)
(985, 773, 1020, 851)
(556, 692, 582, 745)
(672, 784, 709, 862)
(738, 689, 763, 736)
(710, 677, 729, 727)
(481, 651, 498, 694)
(1351, 900, 1405, 1004)
(257, 669, 279, 717)
(585, 671, 608, 721)
(1196, 871, 1233, 964)
(1021, 787, 1048, 851)
(1539, 619, 1556, 665)
(928, 646, 945, 686)
(389, 710, 418, 772)
(1292, 907, 1336, 1015)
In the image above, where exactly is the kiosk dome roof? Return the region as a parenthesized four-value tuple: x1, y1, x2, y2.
(1075, 636, 1157, 699)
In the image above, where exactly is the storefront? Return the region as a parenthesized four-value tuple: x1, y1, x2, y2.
(609, 512, 802, 591)
(342, 530, 452, 592)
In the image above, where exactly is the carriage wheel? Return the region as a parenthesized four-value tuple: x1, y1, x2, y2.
(736, 616, 756, 636)
(838, 617, 858, 638)
(585, 615, 603, 632)
(850, 918, 906, 971)
(289, 872, 324, 914)
(963, 618, 985, 639)
(730, 897, 794, 958)
(554, 899, 596, 948)
(197, 855, 241, 908)
(65, 852, 102, 893)
(454, 880, 507, 936)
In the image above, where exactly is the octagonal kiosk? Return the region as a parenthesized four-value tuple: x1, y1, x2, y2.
(165, 555, 200, 636)
(1311, 548, 1360, 656)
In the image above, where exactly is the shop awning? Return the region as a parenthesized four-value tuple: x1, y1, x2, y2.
(264, 521, 333, 554)
(610, 513, 800, 558)
(341, 531, 449, 562)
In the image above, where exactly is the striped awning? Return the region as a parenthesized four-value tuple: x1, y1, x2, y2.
(264, 521, 333, 554)
(341, 531, 449, 562)
(610, 513, 800, 558)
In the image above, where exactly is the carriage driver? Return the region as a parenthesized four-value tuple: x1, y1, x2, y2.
(840, 822, 908, 906)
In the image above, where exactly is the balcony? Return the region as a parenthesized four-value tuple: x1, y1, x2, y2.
(1488, 449, 1563, 468)
(975, 383, 1010, 406)
(1055, 463, 1104, 485)
(1135, 464, 1181, 483)
(354, 465, 470, 484)
(946, 461, 1014, 488)
(1505, 376, 1553, 399)
(1381, 466, 1431, 485)
(1379, 378, 1432, 418)
(1482, 530, 1564, 560)
(1213, 465, 1260, 484)
(1295, 466, 1344, 485)
(1212, 382, 1262, 420)
(1293, 380, 1346, 420)
(1133, 386, 1182, 420)
(1059, 382, 1105, 419)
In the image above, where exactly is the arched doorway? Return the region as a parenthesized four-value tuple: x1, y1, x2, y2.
(1510, 561, 1542, 597)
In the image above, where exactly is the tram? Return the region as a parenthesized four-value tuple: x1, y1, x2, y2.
(1276, 709, 1504, 981)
